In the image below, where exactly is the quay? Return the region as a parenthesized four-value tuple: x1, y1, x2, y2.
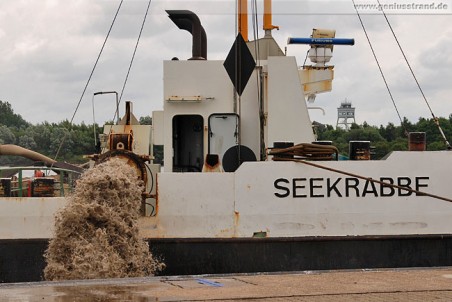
(2, 267, 452, 301)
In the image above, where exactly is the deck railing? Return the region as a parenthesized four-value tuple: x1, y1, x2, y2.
(0, 166, 82, 198)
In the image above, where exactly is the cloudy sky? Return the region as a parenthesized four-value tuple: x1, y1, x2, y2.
(0, 0, 451, 127)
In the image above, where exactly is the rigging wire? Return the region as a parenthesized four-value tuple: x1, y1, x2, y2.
(100, 0, 153, 155)
(250, 0, 265, 160)
(116, 0, 153, 114)
(52, 0, 124, 162)
(251, 0, 260, 54)
(233, 0, 238, 114)
(375, 0, 451, 149)
(234, 0, 241, 163)
(351, 0, 408, 136)
(91, 94, 97, 147)
(302, 50, 309, 67)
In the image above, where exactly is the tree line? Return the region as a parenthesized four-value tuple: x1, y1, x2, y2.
(0, 100, 153, 166)
(1, 100, 451, 165)
(316, 117, 452, 159)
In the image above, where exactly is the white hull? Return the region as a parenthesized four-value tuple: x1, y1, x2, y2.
(2, 151, 452, 240)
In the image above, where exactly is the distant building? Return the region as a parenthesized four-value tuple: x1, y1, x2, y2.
(336, 100, 355, 130)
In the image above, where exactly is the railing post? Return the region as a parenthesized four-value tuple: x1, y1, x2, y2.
(18, 170, 23, 197)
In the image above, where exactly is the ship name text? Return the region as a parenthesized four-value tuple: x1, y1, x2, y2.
(274, 176, 429, 198)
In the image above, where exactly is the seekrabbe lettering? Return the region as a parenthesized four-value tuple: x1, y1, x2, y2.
(274, 176, 429, 199)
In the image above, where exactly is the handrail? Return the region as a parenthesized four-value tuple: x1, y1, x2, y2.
(0, 166, 82, 198)
(0, 166, 82, 174)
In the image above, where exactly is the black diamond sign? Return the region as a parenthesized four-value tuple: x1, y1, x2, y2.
(223, 33, 256, 96)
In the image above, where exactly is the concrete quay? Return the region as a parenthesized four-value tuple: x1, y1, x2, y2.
(2, 267, 452, 301)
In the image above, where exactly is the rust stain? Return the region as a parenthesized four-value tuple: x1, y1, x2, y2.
(233, 211, 240, 237)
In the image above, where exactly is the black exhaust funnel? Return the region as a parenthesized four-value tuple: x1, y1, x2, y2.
(166, 10, 207, 60)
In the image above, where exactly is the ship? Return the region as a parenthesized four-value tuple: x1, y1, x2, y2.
(1, 0, 452, 283)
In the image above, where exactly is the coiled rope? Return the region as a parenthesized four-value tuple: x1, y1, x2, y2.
(269, 143, 339, 161)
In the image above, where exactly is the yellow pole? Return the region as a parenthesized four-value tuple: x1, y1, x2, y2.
(238, 0, 248, 41)
(263, 0, 279, 31)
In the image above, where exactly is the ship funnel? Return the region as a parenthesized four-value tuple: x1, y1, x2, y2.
(166, 10, 207, 60)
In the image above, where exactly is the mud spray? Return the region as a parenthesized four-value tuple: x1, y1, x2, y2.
(44, 158, 164, 281)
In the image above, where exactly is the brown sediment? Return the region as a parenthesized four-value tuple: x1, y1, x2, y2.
(44, 158, 164, 281)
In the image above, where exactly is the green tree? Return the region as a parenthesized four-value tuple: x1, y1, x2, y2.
(139, 116, 152, 125)
(18, 134, 37, 150)
(344, 127, 384, 143)
(0, 100, 29, 128)
(0, 125, 16, 144)
(379, 122, 397, 142)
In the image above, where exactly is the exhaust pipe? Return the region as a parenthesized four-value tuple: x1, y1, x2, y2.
(166, 10, 207, 60)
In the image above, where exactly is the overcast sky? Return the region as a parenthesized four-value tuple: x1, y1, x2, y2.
(0, 0, 451, 128)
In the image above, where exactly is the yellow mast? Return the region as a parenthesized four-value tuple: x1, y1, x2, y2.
(263, 0, 279, 32)
(238, 0, 248, 41)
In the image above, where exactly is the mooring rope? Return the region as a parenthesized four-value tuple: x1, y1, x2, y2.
(269, 143, 339, 161)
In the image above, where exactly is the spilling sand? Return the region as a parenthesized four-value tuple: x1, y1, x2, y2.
(44, 158, 163, 281)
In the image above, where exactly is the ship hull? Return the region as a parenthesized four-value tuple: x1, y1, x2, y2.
(2, 152, 452, 283)
(2, 235, 452, 283)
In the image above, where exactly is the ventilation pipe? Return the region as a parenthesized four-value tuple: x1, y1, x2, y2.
(166, 10, 207, 60)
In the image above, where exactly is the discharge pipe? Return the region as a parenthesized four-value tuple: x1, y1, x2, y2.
(0, 144, 84, 173)
(0, 144, 56, 165)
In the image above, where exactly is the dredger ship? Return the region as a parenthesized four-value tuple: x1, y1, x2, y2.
(2, 0, 452, 283)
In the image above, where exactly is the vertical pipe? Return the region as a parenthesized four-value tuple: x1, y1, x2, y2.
(263, 0, 272, 30)
(238, 0, 248, 41)
(263, 0, 278, 32)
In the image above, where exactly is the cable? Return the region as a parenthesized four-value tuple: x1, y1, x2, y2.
(250, 0, 265, 160)
(302, 50, 309, 67)
(52, 0, 124, 163)
(91, 94, 97, 147)
(351, 0, 408, 136)
(145, 162, 154, 196)
(101, 0, 153, 155)
(116, 0, 153, 112)
(376, 0, 451, 149)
